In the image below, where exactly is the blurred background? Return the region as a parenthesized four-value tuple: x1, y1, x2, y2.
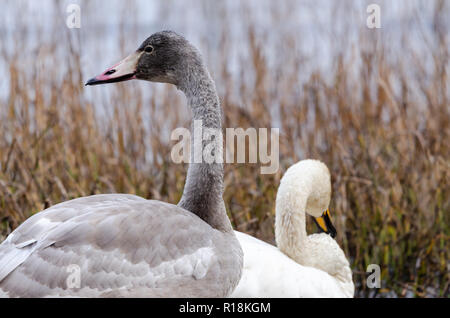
(0, 0, 448, 297)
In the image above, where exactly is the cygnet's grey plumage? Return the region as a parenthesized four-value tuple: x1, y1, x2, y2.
(0, 31, 243, 298)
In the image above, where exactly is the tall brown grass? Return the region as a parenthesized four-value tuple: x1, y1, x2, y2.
(0, 0, 448, 297)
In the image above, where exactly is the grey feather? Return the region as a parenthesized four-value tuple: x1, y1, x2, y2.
(0, 195, 241, 297)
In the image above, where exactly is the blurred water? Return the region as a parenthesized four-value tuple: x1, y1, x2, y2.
(0, 0, 446, 107)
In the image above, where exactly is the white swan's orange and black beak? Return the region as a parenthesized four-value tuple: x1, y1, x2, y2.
(313, 209, 337, 238)
(85, 51, 142, 86)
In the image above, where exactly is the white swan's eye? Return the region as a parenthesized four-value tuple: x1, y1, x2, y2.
(144, 45, 154, 54)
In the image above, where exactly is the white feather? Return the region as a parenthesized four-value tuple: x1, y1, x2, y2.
(230, 160, 354, 298)
(231, 232, 350, 297)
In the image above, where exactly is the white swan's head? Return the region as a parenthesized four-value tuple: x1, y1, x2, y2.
(276, 159, 336, 237)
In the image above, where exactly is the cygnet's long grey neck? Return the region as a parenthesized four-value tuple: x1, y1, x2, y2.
(177, 61, 232, 233)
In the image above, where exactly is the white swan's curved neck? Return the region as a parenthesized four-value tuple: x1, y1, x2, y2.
(275, 187, 309, 263)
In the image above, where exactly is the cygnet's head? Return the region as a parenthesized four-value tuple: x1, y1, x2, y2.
(85, 31, 202, 87)
(277, 159, 337, 237)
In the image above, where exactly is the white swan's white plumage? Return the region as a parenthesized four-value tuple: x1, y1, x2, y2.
(232, 232, 351, 297)
(231, 160, 354, 298)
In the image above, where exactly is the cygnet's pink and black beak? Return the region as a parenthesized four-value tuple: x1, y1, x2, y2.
(85, 51, 142, 86)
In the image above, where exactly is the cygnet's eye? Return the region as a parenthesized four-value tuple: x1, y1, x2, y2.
(144, 45, 154, 54)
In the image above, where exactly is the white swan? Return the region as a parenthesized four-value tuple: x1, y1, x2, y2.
(231, 159, 354, 297)
(0, 31, 243, 297)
